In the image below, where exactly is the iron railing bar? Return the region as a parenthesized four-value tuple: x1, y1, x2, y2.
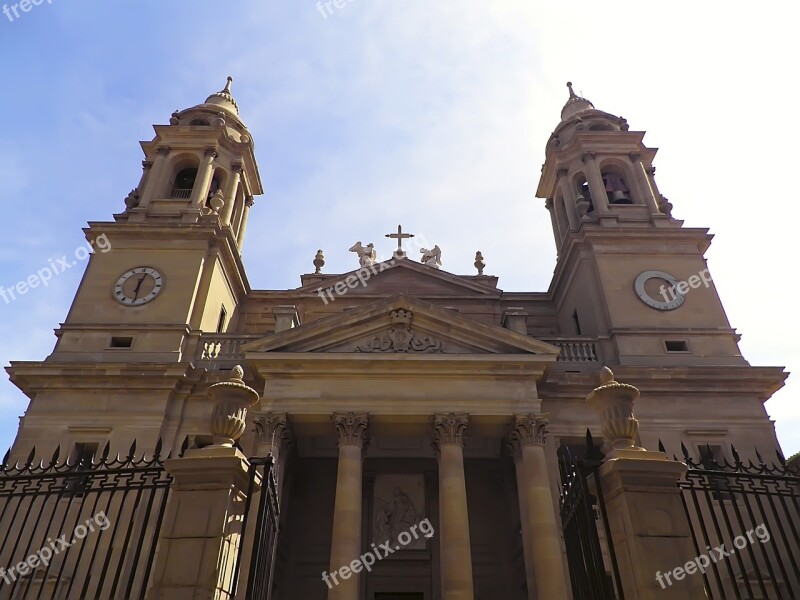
(713, 484, 756, 599)
(698, 474, 742, 600)
(591, 461, 623, 599)
(139, 485, 172, 600)
(124, 474, 162, 599)
(679, 485, 713, 596)
(82, 473, 127, 598)
(61, 474, 106, 600)
(725, 479, 771, 599)
(231, 460, 259, 598)
(746, 484, 786, 598)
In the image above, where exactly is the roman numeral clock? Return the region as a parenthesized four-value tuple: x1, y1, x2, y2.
(113, 267, 164, 306)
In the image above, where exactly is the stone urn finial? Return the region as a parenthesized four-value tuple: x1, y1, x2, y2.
(313, 249, 325, 274)
(209, 189, 225, 214)
(586, 367, 645, 454)
(208, 365, 260, 448)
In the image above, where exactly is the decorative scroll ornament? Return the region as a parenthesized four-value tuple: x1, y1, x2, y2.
(208, 365, 260, 448)
(433, 413, 469, 448)
(355, 310, 444, 353)
(333, 412, 369, 448)
(507, 414, 549, 458)
(253, 412, 291, 450)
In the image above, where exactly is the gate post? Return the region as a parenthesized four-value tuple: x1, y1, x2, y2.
(147, 366, 261, 600)
(588, 368, 707, 600)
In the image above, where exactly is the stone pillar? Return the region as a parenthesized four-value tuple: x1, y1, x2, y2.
(253, 412, 292, 498)
(433, 413, 474, 600)
(138, 145, 171, 208)
(147, 366, 261, 599)
(328, 412, 368, 600)
(544, 198, 560, 243)
(190, 148, 218, 209)
(557, 169, 579, 229)
(587, 368, 706, 599)
(628, 152, 661, 214)
(220, 164, 242, 226)
(236, 196, 255, 250)
(147, 446, 257, 600)
(508, 414, 569, 600)
(582, 152, 610, 214)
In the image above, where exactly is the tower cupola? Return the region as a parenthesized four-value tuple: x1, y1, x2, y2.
(537, 82, 676, 252)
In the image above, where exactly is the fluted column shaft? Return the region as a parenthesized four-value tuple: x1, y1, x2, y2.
(434, 413, 474, 600)
(328, 413, 368, 600)
(509, 414, 569, 600)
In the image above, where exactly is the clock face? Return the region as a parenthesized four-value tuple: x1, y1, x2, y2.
(634, 270, 685, 311)
(114, 267, 164, 306)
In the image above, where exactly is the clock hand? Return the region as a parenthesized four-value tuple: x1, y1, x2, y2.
(133, 274, 147, 300)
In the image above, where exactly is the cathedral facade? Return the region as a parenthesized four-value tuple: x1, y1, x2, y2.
(3, 79, 791, 599)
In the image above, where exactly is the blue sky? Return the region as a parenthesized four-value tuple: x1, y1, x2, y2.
(1, 1, 798, 455)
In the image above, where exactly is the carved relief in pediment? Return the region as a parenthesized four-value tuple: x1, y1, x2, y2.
(355, 310, 444, 353)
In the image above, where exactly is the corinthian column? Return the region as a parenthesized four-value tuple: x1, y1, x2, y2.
(508, 414, 569, 600)
(328, 413, 368, 600)
(433, 413, 474, 600)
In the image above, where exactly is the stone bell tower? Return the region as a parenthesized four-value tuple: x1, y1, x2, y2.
(45, 77, 263, 363)
(537, 83, 745, 367)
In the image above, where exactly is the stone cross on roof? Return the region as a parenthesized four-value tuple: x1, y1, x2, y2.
(385, 225, 415, 259)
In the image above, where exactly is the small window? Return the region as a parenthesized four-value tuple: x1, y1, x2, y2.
(109, 336, 133, 349)
(665, 340, 689, 353)
(572, 310, 582, 336)
(171, 168, 198, 199)
(216, 306, 228, 333)
(189, 119, 210, 126)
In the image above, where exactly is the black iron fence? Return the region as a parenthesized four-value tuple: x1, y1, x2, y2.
(232, 455, 280, 600)
(558, 430, 623, 600)
(668, 441, 800, 600)
(0, 440, 175, 600)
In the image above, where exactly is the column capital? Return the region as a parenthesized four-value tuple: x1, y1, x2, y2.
(245, 195, 255, 208)
(333, 412, 369, 448)
(581, 151, 597, 164)
(253, 412, 292, 449)
(628, 151, 642, 162)
(556, 167, 569, 179)
(544, 197, 554, 211)
(433, 412, 468, 448)
(156, 145, 171, 156)
(142, 160, 153, 170)
(230, 162, 244, 174)
(507, 413, 549, 458)
(204, 147, 219, 159)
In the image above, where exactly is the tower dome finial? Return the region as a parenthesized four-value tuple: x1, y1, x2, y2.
(205, 76, 239, 115)
(560, 80, 594, 121)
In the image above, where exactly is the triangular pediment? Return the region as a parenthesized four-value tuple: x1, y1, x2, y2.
(242, 295, 560, 356)
(297, 259, 501, 298)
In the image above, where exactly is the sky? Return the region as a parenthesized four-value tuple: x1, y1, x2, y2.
(1, 1, 798, 457)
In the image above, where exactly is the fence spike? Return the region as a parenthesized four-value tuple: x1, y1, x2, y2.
(680, 441, 690, 460)
(101, 441, 111, 462)
(129, 439, 137, 460)
(1, 448, 9, 469)
(658, 439, 666, 454)
(154, 437, 163, 459)
(51, 445, 61, 465)
(731, 444, 741, 468)
(776, 449, 787, 466)
(755, 447, 765, 466)
(26, 446, 36, 468)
